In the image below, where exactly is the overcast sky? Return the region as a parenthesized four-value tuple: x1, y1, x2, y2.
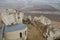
(0, 0, 60, 10)
(0, 0, 60, 3)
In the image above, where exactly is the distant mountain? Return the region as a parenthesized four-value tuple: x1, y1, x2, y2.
(0, 2, 60, 11)
(55, 3, 60, 6)
(21, 4, 59, 11)
(50, 3, 60, 11)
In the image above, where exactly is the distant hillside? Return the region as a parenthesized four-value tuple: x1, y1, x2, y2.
(21, 4, 59, 11)
(0, 3, 60, 11)
(50, 3, 60, 11)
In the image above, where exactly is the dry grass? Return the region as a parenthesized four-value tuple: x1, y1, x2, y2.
(27, 24, 46, 40)
(26, 20, 60, 40)
(34, 20, 47, 32)
(0, 16, 3, 29)
(51, 21, 60, 28)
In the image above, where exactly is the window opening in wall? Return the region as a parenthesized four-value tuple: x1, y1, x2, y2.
(11, 23, 14, 25)
(18, 17, 20, 19)
(25, 31, 26, 36)
(20, 32, 22, 38)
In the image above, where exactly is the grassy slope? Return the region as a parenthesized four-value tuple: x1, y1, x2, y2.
(27, 24, 46, 40)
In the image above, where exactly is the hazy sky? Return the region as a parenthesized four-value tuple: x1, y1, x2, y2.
(0, 0, 60, 10)
(0, 0, 60, 3)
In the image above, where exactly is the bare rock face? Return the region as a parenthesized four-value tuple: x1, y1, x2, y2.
(47, 26, 60, 40)
(47, 36, 54, 40)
